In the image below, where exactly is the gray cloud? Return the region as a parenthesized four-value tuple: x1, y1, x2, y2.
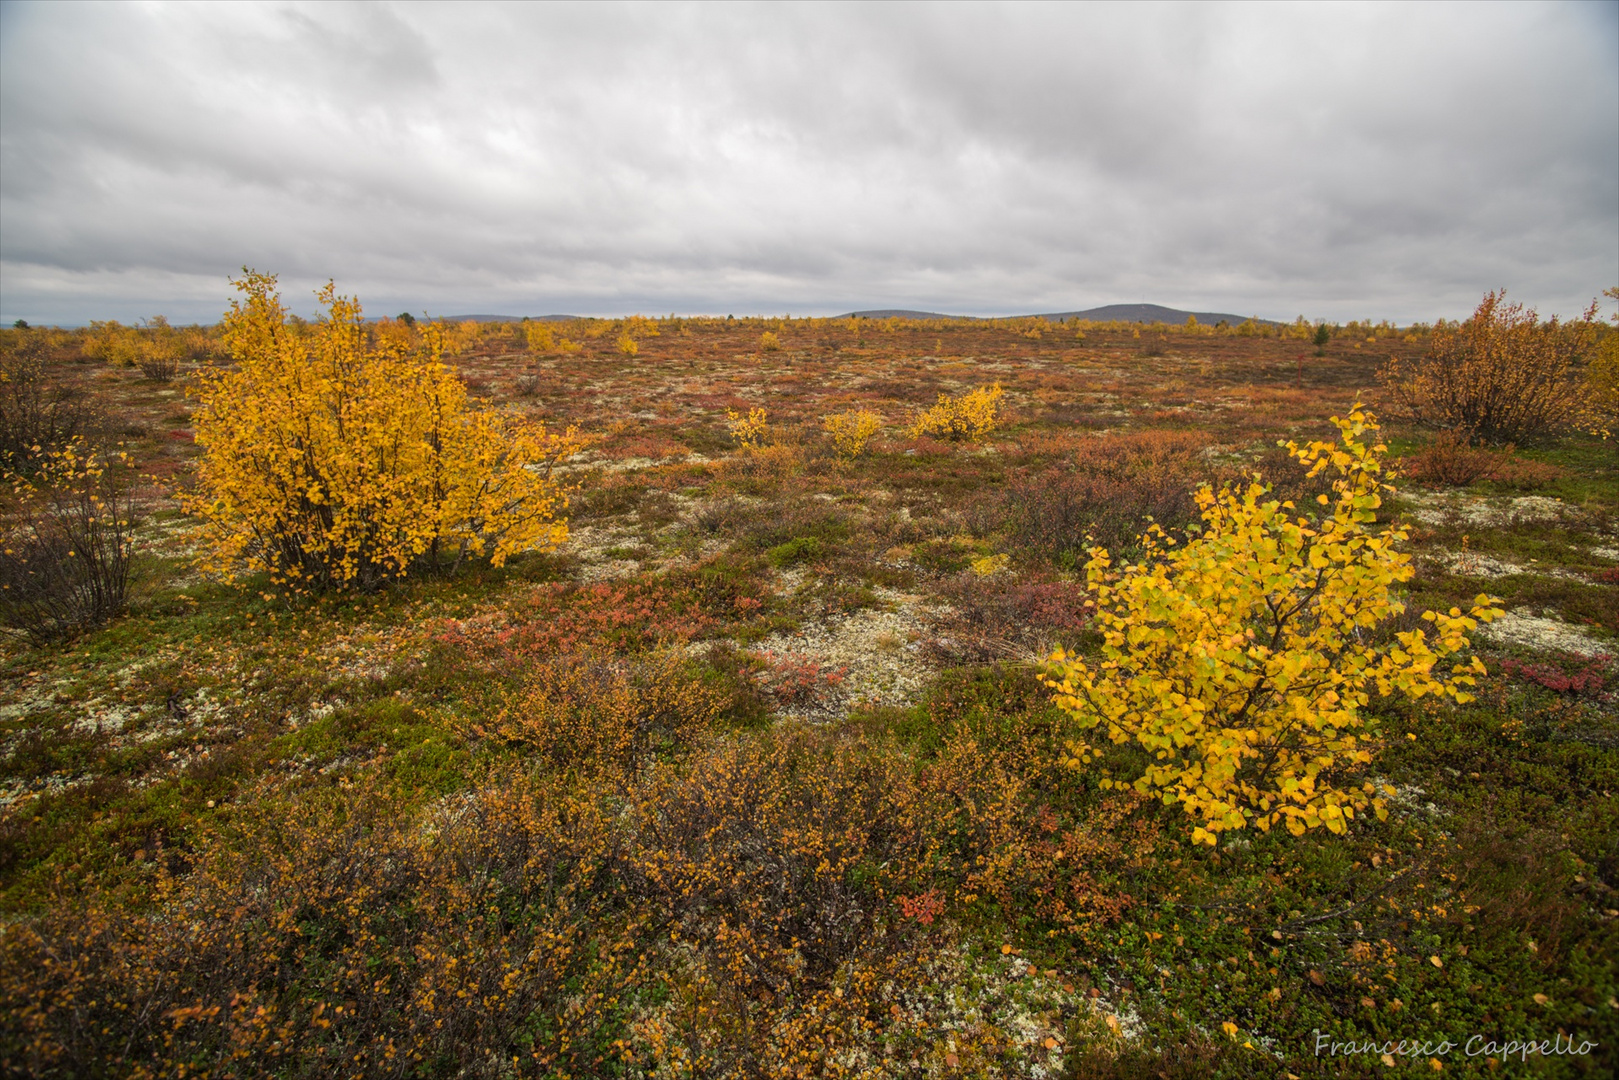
(2, 0, 1614, 325)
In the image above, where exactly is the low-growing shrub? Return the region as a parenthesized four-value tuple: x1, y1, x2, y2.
(466, 648, 725, 771)
(745, 649, 848, 707)
(0, 439, 139, 644)
(725, 406, 769, 448)
(908, 384, 1003, 441)
(759, 330, 781, 352)
(1496, 653, 1612, 696)
(766, 535, 824, 567)
(1000, 430, 1209, 562)
(1400, 429, 1500, 487)
(1399, 431, 1565, 489)
(0, 339, 99, 472)
(0, 719, 1151, 1077)
(821, 408, 882, 458)
(929, 574, 1092, 662)
(182, 273, 581, 593)
(1043, 405, 1502, 845)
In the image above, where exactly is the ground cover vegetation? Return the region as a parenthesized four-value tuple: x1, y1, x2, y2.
(0, 292, 1616, 1078)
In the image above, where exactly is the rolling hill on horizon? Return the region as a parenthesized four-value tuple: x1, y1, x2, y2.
(840, 304, 1279, 325)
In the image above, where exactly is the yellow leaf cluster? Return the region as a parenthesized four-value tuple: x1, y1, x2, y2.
(441, 319, 483, 355)
(821, 408, 882, 458)
(1041, 404, 1503, 845)
(617, 333, 639, 358)
(759, 330, 782, 352)
(180, 272, 581, 593)
(523, 321, 555, 354)
(908, 384, 1004, 441)
(726, 406, 769, 449)
(970, 552, 1010, 577)
(82, 320, 145, 366)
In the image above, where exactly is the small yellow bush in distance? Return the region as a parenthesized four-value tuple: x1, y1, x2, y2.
(970, 552, 1009, 576)
(821, 408, 882, 458)
(759, 330, 782, 352)
(524, 321, 555, 354)
(617, 333, 638, 358)
(83, 320, 145, 366)
(908, 384, 1004, 441)
(182, 271, 582, 593)
(727, 406, 769, 449)
(1041, 404, 1502, 845)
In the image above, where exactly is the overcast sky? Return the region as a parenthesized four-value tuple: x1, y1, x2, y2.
(2, 1, 1615, 326)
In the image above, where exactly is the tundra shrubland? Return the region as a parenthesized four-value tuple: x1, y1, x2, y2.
(0, 295, 1612, 1078)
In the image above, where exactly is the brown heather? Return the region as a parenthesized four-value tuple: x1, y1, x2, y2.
(1, 717, 1153, 1078)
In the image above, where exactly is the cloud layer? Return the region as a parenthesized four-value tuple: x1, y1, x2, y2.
(2, 1, 1614, 324)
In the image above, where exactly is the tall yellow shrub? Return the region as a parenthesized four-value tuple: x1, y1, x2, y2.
(908, 384, 1003, 441)
(1042, 405, 1501, 845)
(182, 272, 581, 593)
(1378, 290, 1602, 444)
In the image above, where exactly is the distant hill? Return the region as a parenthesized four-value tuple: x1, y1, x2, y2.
(835, 304, 1279, 325)
(838, 309, 963, 320)
(1035, 303, 1278, 326)
(406, 305, 1279, 325)
(434, 313, 578, 323)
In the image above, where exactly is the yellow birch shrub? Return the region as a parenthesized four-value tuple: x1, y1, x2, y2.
(181, 272, 581, 593)
(524, 321, 555, 354)
(617, 333, 639, 358)
(727, 407, 769, 449)
(1041, 405, 1502, 845)
(83, 321, 144, 366)
(908, 384, 1004, 441)
(821, 408, 882, 458)
(758, 330, 781, 352)
(443, 319, 483, 355)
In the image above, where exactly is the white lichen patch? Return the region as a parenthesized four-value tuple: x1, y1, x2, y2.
(753, 587, 950, 719)
(1435, 551, 1584, 581)
(561, 521, 647, 579)
(1478, 610, 1614, 658)
(626, 929, 1125, 1079)
(1402, 491, 1574, 529)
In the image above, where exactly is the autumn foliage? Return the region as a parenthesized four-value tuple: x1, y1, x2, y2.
(908, 384, 1004, 441)
(821, 408, 883, 458)
(1378, 290, 1603, 444)
(182, 273, 580, 592)
(1043, 406, 1502, 845)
